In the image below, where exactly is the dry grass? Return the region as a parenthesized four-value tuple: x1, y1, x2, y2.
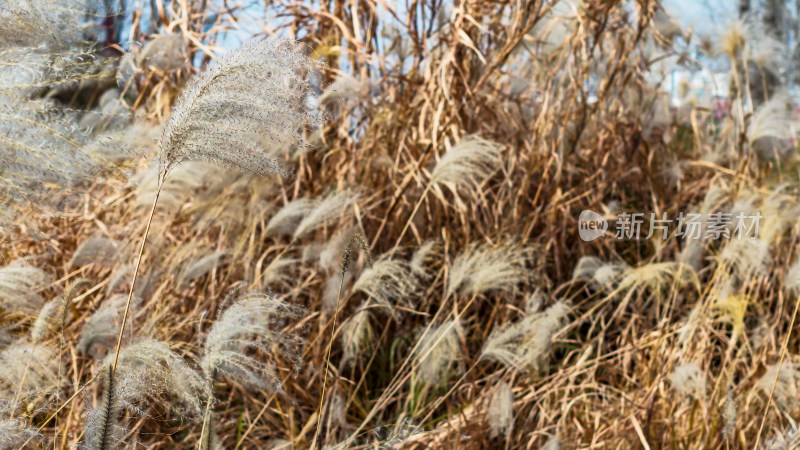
(4, 0, 800, 449)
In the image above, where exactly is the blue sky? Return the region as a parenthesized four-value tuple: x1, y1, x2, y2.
(663, 0, 737, 29)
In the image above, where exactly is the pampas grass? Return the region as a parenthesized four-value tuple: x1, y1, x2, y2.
(429, 136, 504, 203)
(0, 0, 99, 49)
(265, 197, 315, 237)
(481, 301, 569, 372)
(83, 339, 211, 449)
(446, 242, 529, 298)
(757, 363, 800, 412)
(487, 381, 514, 439)
(30, 296, 69, 343)
(0, 262, 51, 315)
(294, 190, 360, 240)
(340, 306, 373, 365)
(201, 291, 305, 394)
(79, 295, 142, 357)
(0, 416, 41, 448)
(179, 250, 229, 287)
(69, 237, 124, 267)
(0, 343, 60, 402)
(352, 254, 417, 315)
(157, 36, 320, 179)
(415, 319, 463, 385)
(571, 256, 628, 291)
(668, 362, 706, 400)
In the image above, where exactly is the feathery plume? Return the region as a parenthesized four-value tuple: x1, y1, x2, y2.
(352, 254, 415, 316)
(79, 295, 142, 357)
(447, 241, 529, 298)
(720, 238, 770, 279)
(294, 190, 360, 240)
(106, 264, 133, 296)
(757, 363, 800, 412)
(488, 381, 514, 438)
(201, 291, 306, 394)
(747, 95, 792, 148)
(572, 256, 629, 290)
(261, 256, 296, 288)
(318, 73, 373, 106)
(410, 240, 438, 277)
(319, 227, 355, 273)
(30, 296, 69, 343)
(179, 250, 229, 287)
(619, 262, 698, 293)
(83, 340, 211, 449)
(0, 0, 100, 49)
(265, 197, 315, 237)
(69, 237, 124, 267)
(340, 306, 373, 365)
(669, 362, 706, 400)
(105, 264, 155, 298)
(0, 344, 60, 401)
(0, 416, 41, 448)
(322, 272, 353, 313)
(429, 136, 504, 202)
(158, 37, 320, 179)
(415, 320, 463, 385)
(481, 301, 569, 372)
(0, 262, 51, 314)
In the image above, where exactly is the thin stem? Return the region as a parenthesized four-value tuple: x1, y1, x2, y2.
(111, 176, 164, 372)
(389, 184, 431, 255)
(311, 272, 346, 449)
(753, 294, 800, 449)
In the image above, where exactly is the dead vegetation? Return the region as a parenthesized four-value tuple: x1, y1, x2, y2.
(3, 0, 800, 449)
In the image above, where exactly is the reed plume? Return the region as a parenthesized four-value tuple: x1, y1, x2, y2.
(157, 36, 319, 179)
(352, 254, 417, 316)
(481, 301, 569, 372)
(112, 35, 321, 389)
(415, 319, 463, 385)
(668, 362, 707, 400)
(79, 295, 142, 358)
(200, 291, 305, 394)
(69, 237, 125, 267)
(392, 136, 503, 250)
(429, 136, 504, 203)
(340, 305, 373, 365)
(82, 339, 211, 449)
(488, 381, 514, 439)
(0, 343, 61, 405)
(447, 241, 529, 298)
(294, 190, 360, 240)
(0, 404, 41, 449)
(265, 197, 315, 237)
(0, 262, 51, 315)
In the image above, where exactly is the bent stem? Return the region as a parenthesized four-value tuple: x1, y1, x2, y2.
(111, 175, 164, 372)
(311, 271, 347, 449)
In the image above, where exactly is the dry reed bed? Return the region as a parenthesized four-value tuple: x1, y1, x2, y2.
(2, 0, 800, 449)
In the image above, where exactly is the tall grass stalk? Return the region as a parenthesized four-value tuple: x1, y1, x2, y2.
(111, 176, 163, 373)
(753, 293, 800, 449)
